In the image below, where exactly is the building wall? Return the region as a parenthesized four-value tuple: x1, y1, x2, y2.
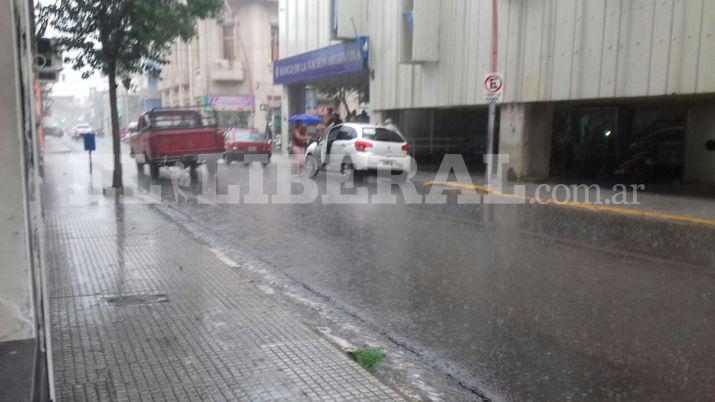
(160, 0, 280, 131)
(278, 0, 334, 59)
(0, 0, 34, 342)
(280, 0, 715, 111)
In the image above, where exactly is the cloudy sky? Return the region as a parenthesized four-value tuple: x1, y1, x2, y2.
(51, 64, 107, 98)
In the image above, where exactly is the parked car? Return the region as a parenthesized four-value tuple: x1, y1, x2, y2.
(223, 129, 272, 165)
(44, 125, 64, 137)
(303, 123, 411, 181)
(70, 123, 93, 141)
(129, 108, 225, 179)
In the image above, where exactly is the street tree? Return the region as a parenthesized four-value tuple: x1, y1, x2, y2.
(43, 0, 223, 189)
(319, 84, 369, 117)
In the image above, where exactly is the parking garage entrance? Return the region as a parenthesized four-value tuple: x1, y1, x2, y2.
(551, 104, 688, 185)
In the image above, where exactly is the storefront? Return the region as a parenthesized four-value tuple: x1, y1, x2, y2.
(273, 37, 369, 152)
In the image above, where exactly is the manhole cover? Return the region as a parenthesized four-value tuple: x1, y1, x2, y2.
(104, 294, 169, 306)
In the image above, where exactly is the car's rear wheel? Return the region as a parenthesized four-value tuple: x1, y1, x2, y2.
(341, 162, 365, 183)
(303, 154, 319, 178)
(150, 163, 160, 179)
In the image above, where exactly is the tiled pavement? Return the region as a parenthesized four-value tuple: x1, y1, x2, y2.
(45, 153, 401, 401)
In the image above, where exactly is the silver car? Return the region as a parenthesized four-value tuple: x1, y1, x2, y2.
(303, 123, 411, 181)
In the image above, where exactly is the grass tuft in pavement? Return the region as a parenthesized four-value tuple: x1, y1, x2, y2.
(350, 348, 386, 372)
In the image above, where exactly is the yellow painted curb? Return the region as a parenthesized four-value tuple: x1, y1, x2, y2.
(423, 180, 715, 227)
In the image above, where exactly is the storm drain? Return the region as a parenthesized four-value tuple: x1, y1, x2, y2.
(103, 294, 169, 307)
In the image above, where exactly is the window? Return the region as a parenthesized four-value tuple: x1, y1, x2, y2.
(146, 111, 217, 130)
(222, 25, 235, 64)
(363, 127, 404, 142)
(270, 26, 279, 62)
(192, 39, 200, 68)
(337, 126, 357, 141)
(234, 131, 267, 142)
(326, 125, 343, 142)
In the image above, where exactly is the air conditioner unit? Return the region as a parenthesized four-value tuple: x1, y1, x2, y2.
(213, 60, 230, 71)
(211, 60, 243, 82)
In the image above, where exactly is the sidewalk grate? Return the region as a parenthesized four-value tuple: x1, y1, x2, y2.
(104, 293, 169, 306)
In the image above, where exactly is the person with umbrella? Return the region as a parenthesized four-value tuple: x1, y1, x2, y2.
(289, 115, 319, 169)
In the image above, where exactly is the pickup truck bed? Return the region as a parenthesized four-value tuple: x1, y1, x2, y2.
(129, 109, 224, 179)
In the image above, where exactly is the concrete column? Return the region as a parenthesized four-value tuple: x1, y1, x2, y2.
(0, 0, 34, 342)
(280, 86, 290, 155)
(498, 102, 553, 181)
(281, 84, 305, 154)
(370, 110, 383, 125)
(684, 104, 715, 184)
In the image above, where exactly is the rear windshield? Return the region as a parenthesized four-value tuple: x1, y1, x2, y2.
(146, 111, 217, 130)
(233, 131, 267, 142)
(362, 127, 404, 142)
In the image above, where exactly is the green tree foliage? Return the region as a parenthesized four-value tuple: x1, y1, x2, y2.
(44, 0, 223, 188)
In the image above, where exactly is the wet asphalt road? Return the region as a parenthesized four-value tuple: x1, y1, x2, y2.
(60, 139, 715, 401)
(134, 160, 715, 402)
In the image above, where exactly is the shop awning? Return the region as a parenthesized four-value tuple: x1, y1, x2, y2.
(273, 37, 368, 85)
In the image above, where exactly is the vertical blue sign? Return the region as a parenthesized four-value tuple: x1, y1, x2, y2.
(83, 133, 96, 151)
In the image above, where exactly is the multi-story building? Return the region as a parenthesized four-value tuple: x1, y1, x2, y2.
(276, 0, 715, 185)
(159, 0, 281, 133)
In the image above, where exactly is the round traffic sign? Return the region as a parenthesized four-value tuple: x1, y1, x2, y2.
(484, 73, 503, 94)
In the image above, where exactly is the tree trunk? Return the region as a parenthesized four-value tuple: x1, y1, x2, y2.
(107, 62, 123, 189)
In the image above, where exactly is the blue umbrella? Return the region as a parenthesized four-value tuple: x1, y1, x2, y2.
(289, 114, 322, 125)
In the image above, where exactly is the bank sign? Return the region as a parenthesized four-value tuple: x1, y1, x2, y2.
(273, 37, 368, 85)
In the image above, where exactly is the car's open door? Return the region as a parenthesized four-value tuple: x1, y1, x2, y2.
(320, 124, 342, 165)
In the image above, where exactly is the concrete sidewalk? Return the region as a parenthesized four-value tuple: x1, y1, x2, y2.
(45, 154, 401, 400)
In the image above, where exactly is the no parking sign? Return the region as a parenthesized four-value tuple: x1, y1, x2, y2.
(484, 73, 503, 102)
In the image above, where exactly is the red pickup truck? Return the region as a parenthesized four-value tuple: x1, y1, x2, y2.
(130, 108, 225, 179)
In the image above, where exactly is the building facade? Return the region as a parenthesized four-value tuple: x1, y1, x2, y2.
(1, 0, 50, 399)
(276, 0, 715, 184)
(160, 0, 281, 133)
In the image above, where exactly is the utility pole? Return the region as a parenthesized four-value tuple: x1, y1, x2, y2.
(485, 0, 499, 188)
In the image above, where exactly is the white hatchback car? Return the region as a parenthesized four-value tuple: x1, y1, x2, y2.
(303, 123, 411, 180)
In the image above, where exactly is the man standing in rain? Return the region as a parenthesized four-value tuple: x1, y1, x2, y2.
(384, 118, 401, 135)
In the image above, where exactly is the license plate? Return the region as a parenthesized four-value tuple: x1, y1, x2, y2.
(248, 146, 256, 152)
(381, 159, 394, 165)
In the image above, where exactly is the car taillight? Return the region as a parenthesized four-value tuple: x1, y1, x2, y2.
(402, 144, 409, 153)
(354, 140, 373, 152)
